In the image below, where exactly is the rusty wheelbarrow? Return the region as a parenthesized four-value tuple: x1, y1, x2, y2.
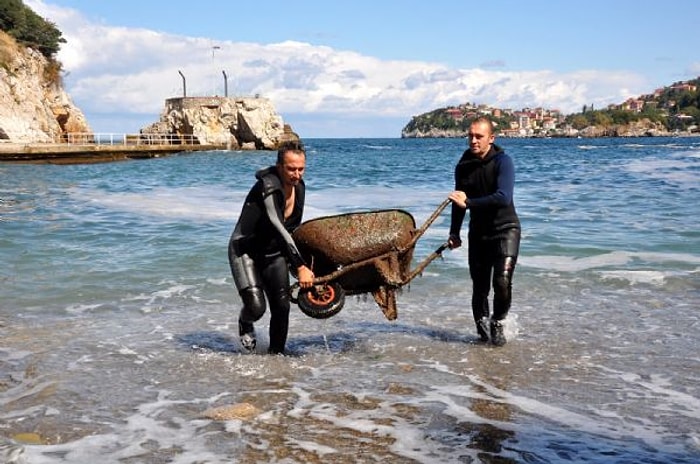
(290, 199, 450, 320)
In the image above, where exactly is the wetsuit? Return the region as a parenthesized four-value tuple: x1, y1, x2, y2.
(449, 144, 521, 325)
(228, 165, 306, 354)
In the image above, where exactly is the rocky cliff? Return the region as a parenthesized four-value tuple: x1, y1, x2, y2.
(140, 96, 299, 150)
(577, 119, 671, 137)
(0, 31, 91, 143)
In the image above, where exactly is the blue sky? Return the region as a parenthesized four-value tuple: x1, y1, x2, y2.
(26, 0, 700, 138)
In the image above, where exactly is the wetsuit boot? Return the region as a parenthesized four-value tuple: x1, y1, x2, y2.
(472, 294, 490, 342)
(490, 319, 506, 346)
(239, 320, 256, 352)
(476, 318, 490, 342)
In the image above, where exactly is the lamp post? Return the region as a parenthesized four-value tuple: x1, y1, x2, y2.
(211, 46, 221, 96)
(178, 70, 186, 97)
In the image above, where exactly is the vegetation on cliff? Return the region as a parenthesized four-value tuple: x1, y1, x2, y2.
(0, 0, 64, 59)
(403, 106, 517, 136)
(0, 0, 65, 85)
(565, 78, 700, 132)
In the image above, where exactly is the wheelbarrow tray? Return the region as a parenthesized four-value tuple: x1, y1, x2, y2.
(291, 200, 450, 321)
(292, 209, 416, 296)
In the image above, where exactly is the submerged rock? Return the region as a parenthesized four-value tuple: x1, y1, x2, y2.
(202, 402, 261, 421)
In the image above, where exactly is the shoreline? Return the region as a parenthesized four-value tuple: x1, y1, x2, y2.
(401, 132, 700, 139)
(3, 134, 699, 165)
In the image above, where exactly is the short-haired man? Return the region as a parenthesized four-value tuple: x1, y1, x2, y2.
(447, 117, 521, 346)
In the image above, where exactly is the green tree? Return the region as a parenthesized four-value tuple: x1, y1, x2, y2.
(592, 112, 613, 126)
(0, 0, 64, 58)
(569, 114, 588, 129)
(0, 0, 25, 34)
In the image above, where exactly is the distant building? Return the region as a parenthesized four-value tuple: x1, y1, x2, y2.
(671, 83, 697, 93)
(446, 108, 463, 120)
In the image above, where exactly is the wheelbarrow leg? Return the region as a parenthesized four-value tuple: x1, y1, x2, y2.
(372, 286, 398, 321)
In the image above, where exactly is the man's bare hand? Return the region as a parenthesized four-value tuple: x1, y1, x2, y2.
(297, 265, 314, 288)
(448, 191, 468, 209)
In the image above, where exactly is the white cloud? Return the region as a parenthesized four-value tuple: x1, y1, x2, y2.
(24, 0, 668, 137)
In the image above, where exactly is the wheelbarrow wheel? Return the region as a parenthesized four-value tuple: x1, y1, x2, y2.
(297, 283, 345, 319)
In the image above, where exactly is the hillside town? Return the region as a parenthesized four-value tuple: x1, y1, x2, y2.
(402, 78, 700, 138)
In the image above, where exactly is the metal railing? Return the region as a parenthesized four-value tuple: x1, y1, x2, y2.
(58, 133, 201, 146)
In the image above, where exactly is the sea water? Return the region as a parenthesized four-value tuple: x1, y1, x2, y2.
(1, 137, 699, 463)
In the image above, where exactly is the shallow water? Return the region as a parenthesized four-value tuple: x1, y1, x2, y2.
(1, 137, 699, 463)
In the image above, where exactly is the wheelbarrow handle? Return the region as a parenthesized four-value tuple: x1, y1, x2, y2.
(404, 199, 451, 251)
(435, 241, 449, 254)
(402, 241, 451, 284)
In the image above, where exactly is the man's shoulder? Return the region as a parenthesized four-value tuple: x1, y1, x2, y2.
(255, 167, 282, 196)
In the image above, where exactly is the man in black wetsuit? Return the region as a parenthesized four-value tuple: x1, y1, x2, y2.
(228, 140, 314, 354)
(447, 117, 521, 346)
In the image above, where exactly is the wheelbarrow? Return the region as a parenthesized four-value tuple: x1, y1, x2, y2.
(290, 199, 450, 320)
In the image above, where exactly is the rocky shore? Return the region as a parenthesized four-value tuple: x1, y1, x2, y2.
(401, 118, 698, 139)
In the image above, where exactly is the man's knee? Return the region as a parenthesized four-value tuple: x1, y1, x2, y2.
(493, 257, 516, 300)
(239, 286, 266, 322)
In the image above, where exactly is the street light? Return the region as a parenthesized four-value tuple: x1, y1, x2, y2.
(178, 70, 186, 97)
(211, 46, 221, 96)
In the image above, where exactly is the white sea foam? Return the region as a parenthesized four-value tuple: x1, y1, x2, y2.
(21, 391, 235, 464)
(71, 184, 449, 224)
(131, 283, 197, 301)
(522, 251, 632, 271)
(522, 250, 700, 272)
(599, 269, 667, 285)
(64, 303, 103, 314)
(70, 186, 244, 221)
(623, 156, 700, 188)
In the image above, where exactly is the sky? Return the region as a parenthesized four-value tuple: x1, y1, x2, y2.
(24, 0, 700, 138)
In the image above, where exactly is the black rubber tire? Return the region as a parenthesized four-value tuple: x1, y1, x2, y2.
(297, 283, 346, 319)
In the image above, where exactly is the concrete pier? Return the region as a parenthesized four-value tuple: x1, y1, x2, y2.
(0, 142, 226, 164)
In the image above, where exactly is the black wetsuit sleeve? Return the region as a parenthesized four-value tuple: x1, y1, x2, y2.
(468, 155, 515, 208)
(262, 193, 307, 269)
(450, 158, 468, 238)
(449, 201, 467, 239)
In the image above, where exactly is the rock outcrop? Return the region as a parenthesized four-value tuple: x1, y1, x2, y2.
(402, 118, 675, 139)
(613, 119, 670, 137)
(140, 96, 299, 150)
(0, 31, 91, 143)
(401, 127, 467, 138)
